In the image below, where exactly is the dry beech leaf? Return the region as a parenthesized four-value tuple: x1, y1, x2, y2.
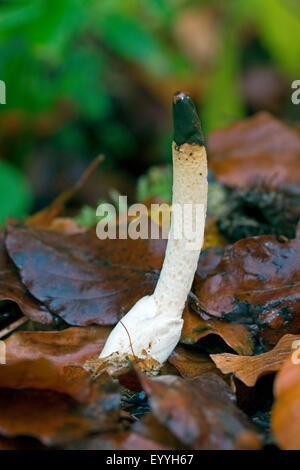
(168, 345, 218, 378)
(271, 349, 300, 449)
(0, 326, 111, 402)
(208, 112, 300, 189)
(47, 217, 87, 235)
(5, 224, 166, 326)
(211, 334, 300, 387)
(138, 372, 262, 450)
(0, 386, 120, 447)
(0, 232, 53, 324)
(193, 235, 300, 349)
(181, 307, 254, 355)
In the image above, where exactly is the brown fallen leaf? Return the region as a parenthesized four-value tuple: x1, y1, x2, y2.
(5, 224, 166, 326)
(69, 411, 184, 450)
(196, 245, 223, 277)
(271, 346, 300, 450)
(26, 155, 104, 229)
(0, 386, 120, 447)
(211, 334, 300, 387)
(138, 372, 262, 450)
(130, 413, 184, 450)
(181, 307, 254, 355)
(193, 235, 300, 349)
(168, 345, 218, 378)
(67, 430, 175, 450)
(0, 232, 53, 324)
(47, 217, 87, 235)
(0, 326, 111, 402)
(208, 112, 300, 189)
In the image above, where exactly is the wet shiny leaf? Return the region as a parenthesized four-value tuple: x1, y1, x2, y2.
(0, 232, 53, 324)
(5, 224, 166, 326)
(138, 372, 262, 450)
(193, 235, 300, 349)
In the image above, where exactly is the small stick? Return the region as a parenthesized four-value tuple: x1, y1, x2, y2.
(120, 320, 136, 359)
(0, 316, 28, 339)
(74, 154, 104, 191)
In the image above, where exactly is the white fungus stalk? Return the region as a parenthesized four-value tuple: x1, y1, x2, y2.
(100, 92, 207, 365)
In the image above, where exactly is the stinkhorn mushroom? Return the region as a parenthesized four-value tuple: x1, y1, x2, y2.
(99, 92, 207, 367)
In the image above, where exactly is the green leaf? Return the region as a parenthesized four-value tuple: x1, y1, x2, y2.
(137, 166, 172, 202)
(75, 199, 109, 228)
(201, 30, 245, 132)
(251, 0, 300, 77)
(97, 12, 171, 74)
(0, 160, 32, 224)
(57, 47, 111, 119)
(0, 1, 42, 31)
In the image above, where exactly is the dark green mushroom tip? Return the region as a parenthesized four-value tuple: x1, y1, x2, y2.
(172, 91, 205, 147)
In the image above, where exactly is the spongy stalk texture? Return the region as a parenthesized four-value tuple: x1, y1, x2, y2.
(100, 142, 207, 364)
(153, 142, 207, 317)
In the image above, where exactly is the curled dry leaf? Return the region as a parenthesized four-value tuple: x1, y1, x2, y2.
(5, 224, 166, 326)
(271, 347, 300, 450)
(0, 387, 120, 447)
(0, 326, 112, 402)
(168, 345, 218, 379)
(47, 217, 87, 235)
(208, 112, 300, 189)
(181, 307, 254, 355)
(0, 233, 53, 324)
(193, 235, 300, 349)
(138, 372, 262, 450)
(211, 334, 300, 387)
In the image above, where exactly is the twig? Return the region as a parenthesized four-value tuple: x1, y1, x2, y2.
(120, 320, 136, 359)
(0, 316, 28, 339)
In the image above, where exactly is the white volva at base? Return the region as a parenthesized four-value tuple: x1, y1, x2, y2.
(100, 294, 183, 364)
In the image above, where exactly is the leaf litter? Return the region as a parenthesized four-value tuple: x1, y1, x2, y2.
(0, 113, 299, 449)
